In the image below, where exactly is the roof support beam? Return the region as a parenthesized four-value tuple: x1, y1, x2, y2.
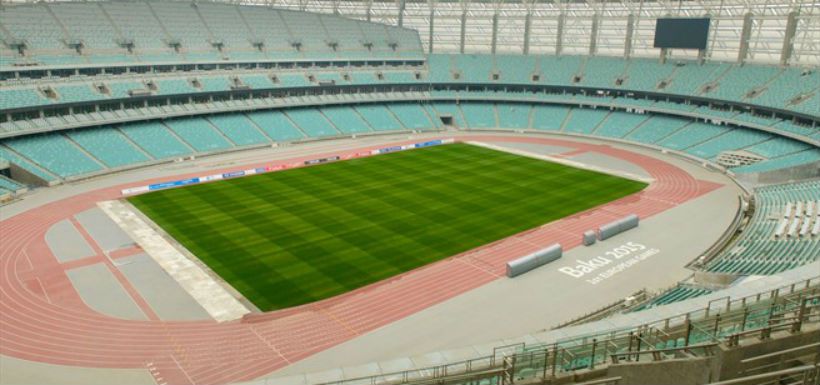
(556, 12, 565, 55)
(780, 11, 798, 66)
(624, 13, 635, 59)
(428, 6, 436, 54)
(737, 12, 753, 64)
(523, 12, 532, 55)
(491, 12, 499, 54)
(460, 10, 467, 54)
(589, 12, 600, 55)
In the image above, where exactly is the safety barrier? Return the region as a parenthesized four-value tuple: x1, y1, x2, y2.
(506, 243, 563, 277)
(599, 214, 640, 241)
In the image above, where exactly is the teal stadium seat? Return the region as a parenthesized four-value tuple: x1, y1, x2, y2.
(705, 180, 820, 274)
(593, 111, 650, 139)
(686, 129, 771, 160)
(657, 122, 730, 151)
(207, 115, 271, 146)
(0, 89, 51, 110)
(0, 146, 56, 181)
(625, 116, 692, 144)
(164, 118, 234, 152)
(285, 109, 341, 137)
(245, 111, 307, 142)
(530, 105, 571, 131)
(68, 128, 151, 168)
(563, 109, 610, 135)
(119, 122, 193, 159)
(319, 107, 373, 134)
(496, 103, 532, 129)
(4, 134, 103, 178)
(388, 104, 435, 130)
(354, 105, 405, 131)
(460, 103, 498, 129)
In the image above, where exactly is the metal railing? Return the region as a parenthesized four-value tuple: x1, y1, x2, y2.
(317, 276, 820, 385)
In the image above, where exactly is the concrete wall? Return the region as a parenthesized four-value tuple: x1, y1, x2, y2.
(714, 326, 820, 381)
(607, 356, 719, 385)
(736, 160, 820, 185)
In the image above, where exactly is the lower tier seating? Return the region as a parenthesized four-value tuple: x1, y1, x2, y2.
(705, 180, 820, 275)
(0, 102, 814, 185)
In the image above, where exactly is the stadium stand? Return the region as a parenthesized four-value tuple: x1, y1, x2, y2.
(354, 105, 405, 131)
(245, 110, 307, 142)
(592, 111, 650, 139)
(530, 105, 572, 131)
(319, 106, 373, 134)
(67, 128, 151, 168)
(119, 122, 193, 159)
(285, 108, 341, 137)
(206, 115, 271, 146)
(3, 134, 103, 178)
(386, 104, 435, 130)
(496, 103, 532, 129)
(563, 108, 610, 134)
(631, 285, 714, 312)
(657, 122, 731, 151)
(460, 103, 498, 129)
(164, 118, 234, 152)
(705, 180, 820, 275)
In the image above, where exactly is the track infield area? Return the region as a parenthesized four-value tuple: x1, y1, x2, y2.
(128, 143, 646, 311)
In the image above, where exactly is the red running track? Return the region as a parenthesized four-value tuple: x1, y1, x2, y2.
(0, 136, 722, 385)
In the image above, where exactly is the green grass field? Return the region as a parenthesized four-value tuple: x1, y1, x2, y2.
(128, 143, 646, 311)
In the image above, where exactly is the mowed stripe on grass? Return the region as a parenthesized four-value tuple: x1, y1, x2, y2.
(128, 143, 647, 311)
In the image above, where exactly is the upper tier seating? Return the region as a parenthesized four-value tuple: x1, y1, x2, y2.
(705, 180, 820, 275)
(0, 1, 422, 66)
(620, 59, 676, 91)
(579, 56, 627, 88)
(705, 65, 783, 101)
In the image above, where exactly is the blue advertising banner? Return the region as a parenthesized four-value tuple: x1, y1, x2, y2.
(222, 170, 245, 179)
(377, 146, 403, 154)
(148, 177, 200, 191)
(414, 140, 443, 148)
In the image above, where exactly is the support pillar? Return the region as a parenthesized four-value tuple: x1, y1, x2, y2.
(780, 11, 798, 66)
(737, 12, 753, 64)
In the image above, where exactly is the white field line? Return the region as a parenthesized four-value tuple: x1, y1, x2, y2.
(98, 200, 250, 322)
